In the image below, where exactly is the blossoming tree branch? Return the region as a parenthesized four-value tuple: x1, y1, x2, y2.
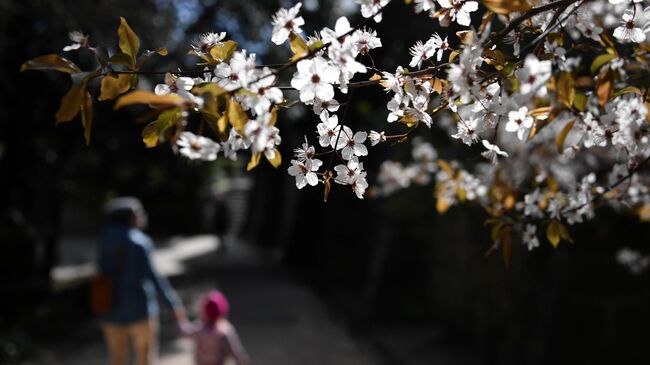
(22, 0, 650, 264)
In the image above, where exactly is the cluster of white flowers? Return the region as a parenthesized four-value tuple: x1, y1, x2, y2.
(374, 139, 488, 203)
(275, 5, 384, 199)
(149, 30, 286, 163)
(616, 247, 650, 274)
(411, 0, 478, 27)
(139, 0, 650, 251)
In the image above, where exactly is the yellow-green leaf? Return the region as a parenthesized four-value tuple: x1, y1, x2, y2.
(218, 114, 228, 134)
(559, 222, 574, 244)
(323, 173, 332, 202)
(198, 83, 228, 98)
(118, 17, 140, 67)
(142, 121, 159, 148)
(266, 148, 282, 168)
(109, 52, 133, 67)
(80, 91, 93, 145)
(482, 0, 531, 14)
(141, 109, 180, 147)
(20, 54, 81, 74)
(436, 196, 451, 214)
(437, 159, 454, 178)
(546, 220, 562, 248)
(613, 86, 643, 99)
(268, 107, 278, 127)
(227, 99, 248, 134)
(55, 84, 84, 123)
(210, 40, 237, 62)
(599, 32, 616, 51)
(556, 119, 575, 153)
(556, 72, 575, 108)
(247, 152, 261, 171)
(289, 33, 309, 62)
(449, 50, 459, 63)
(573, 91, 587, 112)
(99, 74, 132, 101)
(590, 54, 617, 74)
(114, 90, 184, 110)
(309, 40, 324, 53)
(597, 68, 614, 106)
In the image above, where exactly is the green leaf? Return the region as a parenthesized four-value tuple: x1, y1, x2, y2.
(20, 54, 81, 74)
(118, 17, 140, 67)
(590, 54, 617, 74)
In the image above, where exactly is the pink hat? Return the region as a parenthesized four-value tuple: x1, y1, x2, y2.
(201, 291, 230, 323)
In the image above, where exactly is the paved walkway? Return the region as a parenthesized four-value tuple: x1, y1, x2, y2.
(23, 235, 379, 365)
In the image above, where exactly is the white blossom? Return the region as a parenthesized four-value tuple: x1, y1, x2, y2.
(288, 158, 322, 189)
(437, 0, 478, 27)
(191, 32, 226, 56)
(505, 106, 534, 141)
(271, 3, 305, 45)
(339, 130, 368, 160)
(356, 0, 390, 23)
(176, 132, 220, 161)
(522, 224, 540, 251)
(316, 113, 341, 148)
(480, 139, 508, 164)
(613, 10, 646, 43)
(368, 130, 386, 146)
(291, 56, 339, 103)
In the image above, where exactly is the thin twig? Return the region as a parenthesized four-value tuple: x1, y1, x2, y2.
(483, 0, 582, 49)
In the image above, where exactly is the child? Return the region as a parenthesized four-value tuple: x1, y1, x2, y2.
(181, 291, 249, 365)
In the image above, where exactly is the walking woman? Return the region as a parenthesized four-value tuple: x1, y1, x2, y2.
(98, 197, 186, 365)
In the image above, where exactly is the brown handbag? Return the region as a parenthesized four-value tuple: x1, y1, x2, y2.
(89, 247, 126, 315)
(89, 274, 114, 315)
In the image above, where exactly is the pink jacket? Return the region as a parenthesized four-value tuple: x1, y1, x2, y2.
(183, 319, 249, 365)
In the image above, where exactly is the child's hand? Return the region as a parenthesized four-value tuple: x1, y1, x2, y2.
(174, 307, 188, 323)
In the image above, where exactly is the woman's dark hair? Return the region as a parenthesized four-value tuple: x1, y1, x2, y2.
(104, 197, 144, 226)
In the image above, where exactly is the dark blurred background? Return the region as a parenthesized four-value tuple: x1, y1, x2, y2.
(1, 1, 650, 364)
